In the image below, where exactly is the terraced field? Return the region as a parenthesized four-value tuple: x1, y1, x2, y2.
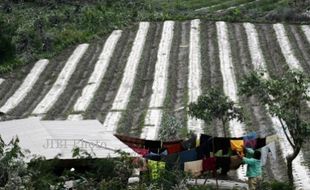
(0, 20, 310, 189)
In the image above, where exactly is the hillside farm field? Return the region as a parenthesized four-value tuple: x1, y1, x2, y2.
(0, 20, 310, 188)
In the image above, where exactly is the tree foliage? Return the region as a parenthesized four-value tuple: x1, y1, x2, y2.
(239, 69, 310, 185)
(188, 88, 244, 137)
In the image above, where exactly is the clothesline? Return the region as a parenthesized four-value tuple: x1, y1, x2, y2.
(115, 132, 278, 178)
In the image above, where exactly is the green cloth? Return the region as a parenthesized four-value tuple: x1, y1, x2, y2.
(245, 148, 254, 158)
(148, 160, 165, 180)
(243, 157, 262, 177)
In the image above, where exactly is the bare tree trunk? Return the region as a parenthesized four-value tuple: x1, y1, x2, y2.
(286, 146, 301, 185)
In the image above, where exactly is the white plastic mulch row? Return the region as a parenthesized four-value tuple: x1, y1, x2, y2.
(69, 30, 122, 119)
(216, 21, 246, 181)
(0, 78, 4, 86)
(32, 44, 89, 115)
(103, 22, 150, 132)
(273, 24, 310, 107)
(301, 25, 310, 44)
(273, 24, 303, 70)
(141, 21, 174, 140)
(244, 23, 310, 189)
(0, 59, 49, 113)
(187, 19, 204, 134)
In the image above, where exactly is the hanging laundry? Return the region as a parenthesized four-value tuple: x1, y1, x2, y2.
(181, 134, 197, 150)
(216, 156, 231, 174)
(203, 157, 217, 171)
(244, 132, 257, 148)
(114, 134, 145, 148)
(244, 139, 257, 149)
(179, 149, 197, 163)
(163, 142, 183, 154)
(230, 139, 244, 156)
(213, 137, 231, 155)
(197, 134, 212, 158)
(261, 142, 277, 166)
(148, 160, 165, 180)
(266, 134, 278, 144)
(184, 159, 203, 177)
(255, 137, 266, 149)
(145, 152, 161, 161)
(145, 140, 162, 153)
(132, 147, 149, 157)
(244, 132, 257, 140)
(230, 155, 243, 170)
(162, 152, 179, 170)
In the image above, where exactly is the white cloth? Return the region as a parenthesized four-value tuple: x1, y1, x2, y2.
(261, 142, 276, 166)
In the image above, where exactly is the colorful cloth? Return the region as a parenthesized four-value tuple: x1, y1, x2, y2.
(244, 139, 257, 149)
(244, 132, 257, 140)
(163, 143, 183, 154)
(184, 160, 203, 177)
(203, 157, 216, 171)
(132, 147, 149, 157)
(148, 160, 165, 180)
(230, 139, 244, 156)
(114, 134, 145, 148)
(179, 149, 197, 163)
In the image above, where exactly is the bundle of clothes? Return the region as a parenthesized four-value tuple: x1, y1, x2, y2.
(115, 132, 277, 178)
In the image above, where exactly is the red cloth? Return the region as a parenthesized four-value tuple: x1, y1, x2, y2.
(163, 143, 183, 154)
(203, 157, 216, 171)
(132, 147, 149, 157)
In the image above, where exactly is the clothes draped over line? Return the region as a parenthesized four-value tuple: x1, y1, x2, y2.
(115, 132, 277, 177)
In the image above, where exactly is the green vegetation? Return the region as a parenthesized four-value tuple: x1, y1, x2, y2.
(1, 0, 309, 73)
(239, 69, 310, 185)
(188, 88, 244, 137)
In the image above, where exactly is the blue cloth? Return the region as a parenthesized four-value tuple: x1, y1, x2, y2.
(243, 132, 257, 141)
(179, 149, 197, 163)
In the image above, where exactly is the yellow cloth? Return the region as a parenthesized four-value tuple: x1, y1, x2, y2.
(184, 159, 203, 177)
(266, 134, 278, 144)
(230, 139, 244, 156)
(148, 160, 165, 180)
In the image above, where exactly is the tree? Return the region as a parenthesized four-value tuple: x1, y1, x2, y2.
(188, 88, 244, 137)
(238, 69, 310, 185)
